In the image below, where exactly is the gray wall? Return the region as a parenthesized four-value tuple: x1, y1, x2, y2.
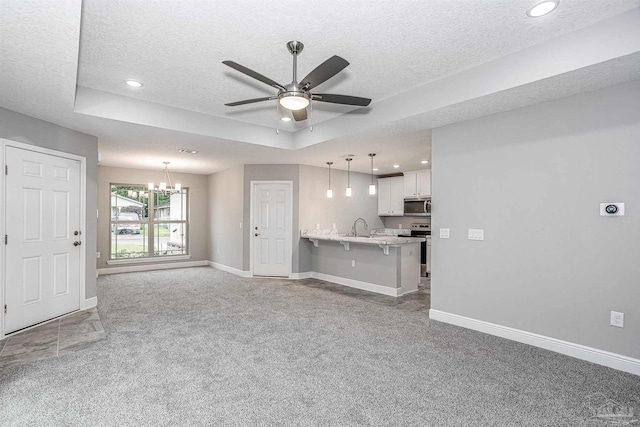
(207, 163, 383, 274)
(208, 165, 244, 269)
(97, 166, 209, 269)
(0, 108, 99, 298)
(311, 242, 400, 289)
(431, 80, 640, 359)
(299, 164, 383, 273)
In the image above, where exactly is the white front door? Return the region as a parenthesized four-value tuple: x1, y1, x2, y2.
(4, 146, 81, 334)
(252, 182, 292, 277)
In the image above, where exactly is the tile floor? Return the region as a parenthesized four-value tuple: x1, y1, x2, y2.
(0, 307, 106, 369)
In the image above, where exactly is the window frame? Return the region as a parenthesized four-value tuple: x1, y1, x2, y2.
(107, 183, 190, 263)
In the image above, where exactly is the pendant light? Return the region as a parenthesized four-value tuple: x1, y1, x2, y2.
(326, 162, 333, 198)
(368, 153, 377, 195)
(148, 162, 181, 194)
(345, 158, 353, 197)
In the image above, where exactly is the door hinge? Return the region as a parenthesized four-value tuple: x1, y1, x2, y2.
(4, 304, 6, 315)
(4, 235, 6, 245)
(4, 165, 7, 175)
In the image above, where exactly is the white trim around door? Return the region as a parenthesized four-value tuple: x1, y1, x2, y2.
(0, 139, 87, 340)
(249, 181, 293, 278)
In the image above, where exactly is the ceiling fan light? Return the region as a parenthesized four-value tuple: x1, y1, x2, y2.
(369, 184, 376, 196)
(346, 187, 352, 197)
(326, 189, 333, 199)
(279, 94, 310, 111)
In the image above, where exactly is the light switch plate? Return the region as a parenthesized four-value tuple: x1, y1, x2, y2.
(440, 228, 450, 239)
(600, 203, 624, 216)
(468, 229, 484, 240)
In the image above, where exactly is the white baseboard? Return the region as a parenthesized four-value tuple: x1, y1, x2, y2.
(429, 309, 640, 376)
(311, 272, 400, 297)
(82, 296, 97, 309)
(209, 262, 252, 278)
(98, 260, 209, 275)
(289, 272, 312, 279)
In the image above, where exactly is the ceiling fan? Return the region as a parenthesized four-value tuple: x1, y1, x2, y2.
(223, 41, 371, 122)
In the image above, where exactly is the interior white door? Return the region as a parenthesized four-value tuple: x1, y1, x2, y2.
(252, 182, 291, 277)
(4, 146, 81, 334)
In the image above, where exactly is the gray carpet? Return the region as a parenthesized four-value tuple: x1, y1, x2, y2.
(1, 267, 638, 426)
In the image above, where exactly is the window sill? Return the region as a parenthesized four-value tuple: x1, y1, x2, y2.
(106, 255, 192, 266)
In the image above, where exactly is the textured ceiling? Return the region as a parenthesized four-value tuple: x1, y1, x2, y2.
(1, 0, 640, 175)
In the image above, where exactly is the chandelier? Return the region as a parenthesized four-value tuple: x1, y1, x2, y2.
(148, 162, 181, 194)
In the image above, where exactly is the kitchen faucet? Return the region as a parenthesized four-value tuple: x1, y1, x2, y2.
(352, 218, 369, 237)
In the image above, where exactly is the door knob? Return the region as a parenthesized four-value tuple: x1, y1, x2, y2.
(74, 230, 82, 236)
(74, 241, 82, 246)
(254, 233, 260, 237)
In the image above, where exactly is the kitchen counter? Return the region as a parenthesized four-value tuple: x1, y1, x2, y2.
(301, 229, 422, 296)
(301, 230, 425, 254)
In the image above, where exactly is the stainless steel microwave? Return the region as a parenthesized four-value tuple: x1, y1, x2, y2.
(404, 198, 431, 216)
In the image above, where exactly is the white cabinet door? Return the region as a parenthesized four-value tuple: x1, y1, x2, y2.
(377, 179, 391, 215)
(378, 177, 404, 216)
(417, 171, 431, 197)
(389, 177, 404, 215)
(404, 171, 417, 197)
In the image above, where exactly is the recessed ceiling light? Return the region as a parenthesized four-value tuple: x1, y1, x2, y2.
(281, 117, 292, 122)
(125, 80, 143, 88)
(373, 168, 379, 171)
(178, 149, 198, 154)
(527, 0, 559, 17)
(393, 164, 400, 168)
(421, 160, 429, 164)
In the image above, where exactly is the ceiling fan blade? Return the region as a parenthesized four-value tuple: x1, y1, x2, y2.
(292, 108, 307, 121)
(224, 97, 275, 107)
(300, 56, 349, 90)
(222, 60, 286, 91)
(312, 94, 371, 107)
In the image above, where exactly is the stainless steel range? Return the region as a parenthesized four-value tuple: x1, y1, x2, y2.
(400, 223, 431, 277)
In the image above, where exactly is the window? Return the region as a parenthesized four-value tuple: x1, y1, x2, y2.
(110, 184, 189, 260)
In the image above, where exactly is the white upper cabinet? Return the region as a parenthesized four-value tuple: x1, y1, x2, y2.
(378, 177, 404, 216)
(404, 170, 431, 197)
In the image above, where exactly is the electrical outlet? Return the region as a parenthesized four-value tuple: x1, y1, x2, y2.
(239, 222, 242, 228)
(96, 252, 100, 259)
(316, 224, 321, 229)
(332, 223, 336, 230)
(440, 228, 450, 239)
(610, 311, 624, 328)
(468, 229, 484, 241)
(217, 248, 220, 255)
(351, 260, 356, 267)
(398, 224, 403, 229)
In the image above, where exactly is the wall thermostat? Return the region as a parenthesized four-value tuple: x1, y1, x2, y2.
(600, 202, 624, 216)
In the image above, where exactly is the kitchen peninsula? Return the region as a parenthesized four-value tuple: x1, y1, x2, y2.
(301, 230, 424, 296)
